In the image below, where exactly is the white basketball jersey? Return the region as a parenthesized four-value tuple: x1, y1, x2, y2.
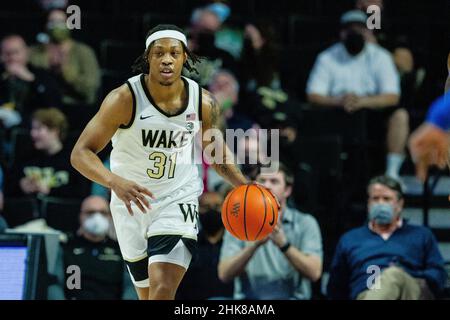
(110, 74, 203, 200)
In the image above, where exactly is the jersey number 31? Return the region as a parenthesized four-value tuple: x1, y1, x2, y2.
(146, 152, 177, 179)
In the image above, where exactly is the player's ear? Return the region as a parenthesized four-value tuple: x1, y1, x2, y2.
(144, 47, 151, 64)
(183, 52, 187, 63)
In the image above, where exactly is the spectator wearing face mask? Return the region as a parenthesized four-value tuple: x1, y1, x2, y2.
(184, 4, 237, 87)
(306, 10, 406, 180)
(189, 1, 243, 58)
(176, 192, 234, 300)
(61, 195, 135, 300)
(29, 8, 100, 107)
(208, 69, 256, 131)
(327, 176, 447, 300)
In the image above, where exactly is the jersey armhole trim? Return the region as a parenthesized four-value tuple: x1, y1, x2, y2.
(198, 84, 202, 122)
(120, 81, 136, 129)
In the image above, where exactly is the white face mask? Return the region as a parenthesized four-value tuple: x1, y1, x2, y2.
(83, 212, 110, 237)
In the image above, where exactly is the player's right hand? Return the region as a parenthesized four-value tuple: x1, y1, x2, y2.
(110, 175, 155, 216)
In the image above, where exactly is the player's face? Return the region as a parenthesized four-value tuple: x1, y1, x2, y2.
(367, 183, 403, 215)
(148, 38, 187, 86)
(256, 171, 292, 205)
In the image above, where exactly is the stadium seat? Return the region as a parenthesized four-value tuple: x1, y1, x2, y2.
(279, 45, 330, 100)
(100, 69, 129, 100)
(0, 12, 42, 43)
(293, 135, 345, 268)
(142, 13, 189, 37)
(73, 13, 142, 54)
(39, 196, 82, 234)
(8, 127, 36, 169)
(100, 40, 143, 71)
(287, 15, 338, 46)
(3, 197, 39, 228)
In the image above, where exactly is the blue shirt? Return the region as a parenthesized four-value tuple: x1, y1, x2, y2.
(426, 92, 450, 130)
(327, 220, 447, 300)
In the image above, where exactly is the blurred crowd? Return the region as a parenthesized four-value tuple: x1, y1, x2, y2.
(0, 0, 448, 300)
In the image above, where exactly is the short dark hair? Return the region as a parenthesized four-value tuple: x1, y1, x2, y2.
(367, 175, 404, 200)
(32, 108, 68, 141)
(257, 161, 294, 187)
(131, 24, 201, 75)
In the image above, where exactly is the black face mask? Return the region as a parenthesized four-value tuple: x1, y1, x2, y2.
(46, 22, 71, 44)
(199, 210, 223, 235)
(343, 30, 365, 56)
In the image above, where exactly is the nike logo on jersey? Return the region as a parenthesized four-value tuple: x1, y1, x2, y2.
(142, 129, 193, 149)
(140, 114, 154, 120)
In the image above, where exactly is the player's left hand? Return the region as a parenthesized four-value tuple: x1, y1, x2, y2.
(269, 225, 288, 248)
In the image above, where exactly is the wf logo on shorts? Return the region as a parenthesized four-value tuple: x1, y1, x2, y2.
(178, 203, 199, 223)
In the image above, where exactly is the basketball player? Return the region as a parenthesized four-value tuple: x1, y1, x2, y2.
(408, 53, 450, 182)
(71, 25, 256, 300)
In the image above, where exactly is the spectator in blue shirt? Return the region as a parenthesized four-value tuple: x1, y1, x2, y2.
(327, 175, 447, 300)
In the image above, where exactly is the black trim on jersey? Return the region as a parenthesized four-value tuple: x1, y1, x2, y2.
(120, 81, 136, 129)
(198, 84, 203, 121)
(124, 256, 148, 282)
(139, 74, 190, 118)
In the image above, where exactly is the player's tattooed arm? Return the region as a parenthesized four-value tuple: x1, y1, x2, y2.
(201, 89, 249, 187)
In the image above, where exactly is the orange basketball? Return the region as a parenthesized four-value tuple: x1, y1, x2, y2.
(221, 184, 279, 241)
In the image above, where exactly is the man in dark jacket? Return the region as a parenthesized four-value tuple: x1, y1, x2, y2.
(327, 175, 447, 300)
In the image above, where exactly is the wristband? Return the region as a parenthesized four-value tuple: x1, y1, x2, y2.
(280, 242, 291, 253)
